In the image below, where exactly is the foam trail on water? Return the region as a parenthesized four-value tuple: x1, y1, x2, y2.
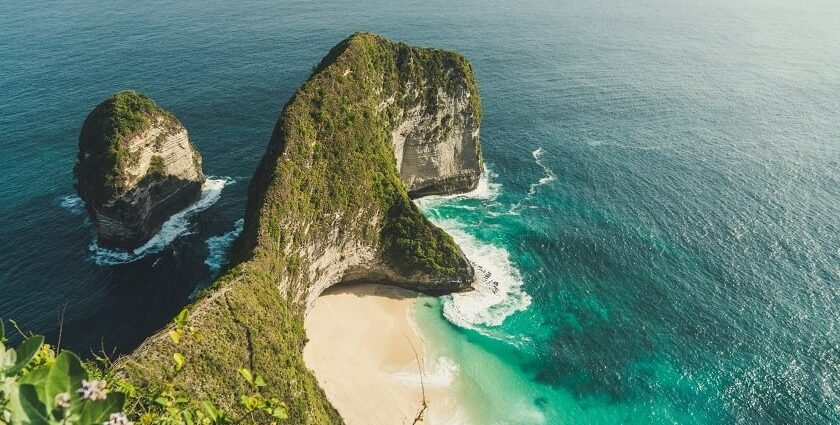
(509, 147, 556, 214)
(528, 147, 556, 195)
(89, 177, 233, 265)
(58, 194, 85, 215)
(431, 219, 531, 329)
(204, 218, 244, 276)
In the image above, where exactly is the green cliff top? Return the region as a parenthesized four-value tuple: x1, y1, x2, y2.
(241, 31, 479, 278)
(119, 33, 481, 423)
(75, 90, 181, 205)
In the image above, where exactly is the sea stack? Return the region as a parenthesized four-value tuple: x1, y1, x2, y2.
(74, 91, 205, 249)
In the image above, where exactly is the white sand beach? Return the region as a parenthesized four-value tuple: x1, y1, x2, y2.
(303, 284, 458, 425)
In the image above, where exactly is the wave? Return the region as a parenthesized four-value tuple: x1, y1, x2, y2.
(413, 167, 501, 210)
(89, 177, 234, 265)
(528, 147, 557, 195)
(509, 147, 556, 214)
(204, 218, 244, 276)
(392, 356, 458, 389)
(58, 194, 85, 215)
(431, 219, 531, 330)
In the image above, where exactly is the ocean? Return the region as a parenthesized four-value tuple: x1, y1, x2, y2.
(1, 0, 838, 423)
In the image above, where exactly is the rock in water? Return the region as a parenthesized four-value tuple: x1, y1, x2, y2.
(74, 91, 205, 249)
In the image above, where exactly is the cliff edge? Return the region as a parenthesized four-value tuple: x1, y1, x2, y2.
(74, 91, 205, 249)
(118, 33, 482, 423)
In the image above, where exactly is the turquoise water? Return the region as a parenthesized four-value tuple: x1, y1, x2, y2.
(2, 0, 839, 423)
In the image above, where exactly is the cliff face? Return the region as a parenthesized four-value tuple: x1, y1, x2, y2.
(386, 47, 482, 198)
(118, 33, 482, 423)
(75, 91, 205, 249)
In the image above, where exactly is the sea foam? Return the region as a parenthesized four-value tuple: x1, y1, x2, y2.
(58, 194, 85, 215)
(415, 170, 531, 331)
(89, 177, 233, 265)
(432, 219, 532, 330)
(414, 167, 501, 210)
(392, 356, 459, 389)
(509, 147, 556, 214)
(204, 218, 244, 276)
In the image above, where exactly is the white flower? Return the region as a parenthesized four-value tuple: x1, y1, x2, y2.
(104, 412, 133, 425)
(77, 379, 108, 401)
(55, 392, 71, 408)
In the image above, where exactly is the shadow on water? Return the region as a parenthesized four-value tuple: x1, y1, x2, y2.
(0, 189, 221, 356)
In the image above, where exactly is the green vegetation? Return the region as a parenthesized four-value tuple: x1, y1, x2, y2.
(119, 273, 339, 424)
(111, 32, 480, 424)
(241, 32, 479, 279)
(74, 91, 181, 206)
(1, 314, 291, 425)
(1, 319, 125, 424)
(148, 156, 166, 176)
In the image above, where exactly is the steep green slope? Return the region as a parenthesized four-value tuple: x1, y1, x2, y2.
(118, 33, 482, 424)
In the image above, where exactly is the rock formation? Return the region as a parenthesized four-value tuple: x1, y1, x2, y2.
(118, 33, 483, 422)
(74, 91, 205, 249)
(386, 46, 482, 198)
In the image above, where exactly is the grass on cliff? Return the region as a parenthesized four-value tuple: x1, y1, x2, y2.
(119, 269, 341, 424)
(243, 31, 479, 279)
(75, 90, 180, 205)
(119, 32, 481, 424)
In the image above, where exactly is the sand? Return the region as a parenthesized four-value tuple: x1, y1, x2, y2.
(303, 283, 457, 425)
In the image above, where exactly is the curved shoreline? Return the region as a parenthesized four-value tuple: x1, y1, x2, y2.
(303, 283, 459, 424)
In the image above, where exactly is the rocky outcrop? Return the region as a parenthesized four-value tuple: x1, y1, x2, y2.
(386, 56, 482, 198)
(234, 32, 482, 302)
(118, 33, 482, 422)
(74, 91, 205, 249)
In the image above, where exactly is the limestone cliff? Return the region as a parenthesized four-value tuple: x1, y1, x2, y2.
(385, 43, 482, 198)
(118, 33, 483, 423)
(74, 91, 205, 249)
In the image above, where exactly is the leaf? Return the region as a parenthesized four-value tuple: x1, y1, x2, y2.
(201, 401, 220, 420)
(238, 368, 253, 384)
(18, 364, 50, 403)
(0, 317, 5, 340)
(173, 352, 186, 371)
(182, 410, 195, 425)
(254, 375, 266, 388)
(45, 351, 86, 412)
(175, 309, 189, 327)
(78, 392, 124, 424)
(1, 347, 16, 373)
(271, 404, 288, 420)
(7, 336, 44, 375)
(8, 383, 50, 425)
(168, 330, 181, 344)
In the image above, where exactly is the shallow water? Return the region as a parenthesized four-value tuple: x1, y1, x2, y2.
(2, 0, 839, 423)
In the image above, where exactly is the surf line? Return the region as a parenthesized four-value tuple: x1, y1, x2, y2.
(88, 177, 234, 265)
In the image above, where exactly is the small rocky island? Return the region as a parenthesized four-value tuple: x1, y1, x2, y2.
(74, 91, 205, 249)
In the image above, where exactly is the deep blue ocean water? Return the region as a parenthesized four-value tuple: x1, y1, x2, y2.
(2, 0, 838, 423)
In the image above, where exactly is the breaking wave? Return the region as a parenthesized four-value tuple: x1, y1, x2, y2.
(431, 219, 531, 330)
(413, 167, 501, 210)
(392, 356, 459, 389)
(204, 218, 244, 276)
(89, 177, 233, 265)
(509, 147, 556, 214)
(58, 194, 85, 215)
